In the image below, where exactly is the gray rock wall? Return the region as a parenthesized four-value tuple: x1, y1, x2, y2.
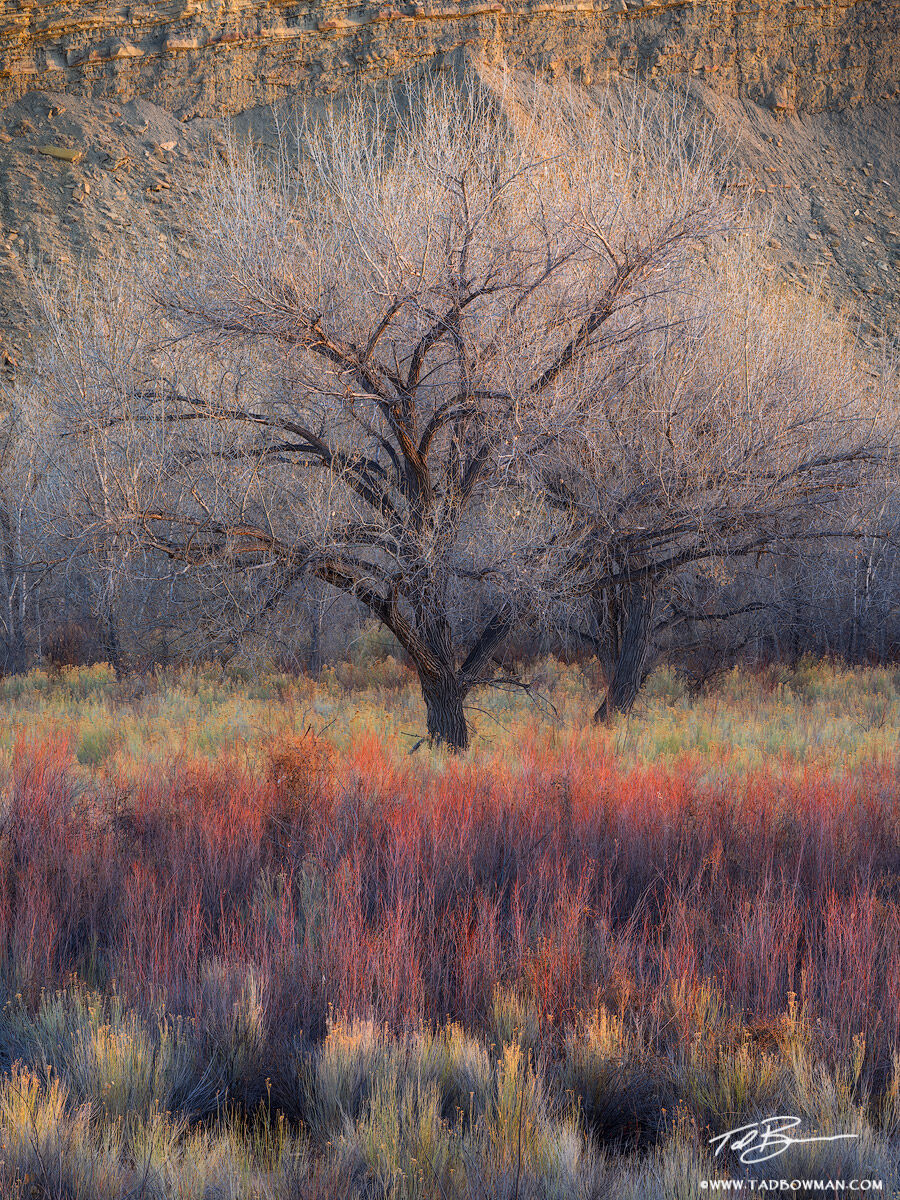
(0, 0, 897, 118)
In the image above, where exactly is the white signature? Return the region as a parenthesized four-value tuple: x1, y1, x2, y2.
(709, 1117, 859, 1164)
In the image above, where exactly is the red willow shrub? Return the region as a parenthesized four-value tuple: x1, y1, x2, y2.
(0, 733, 898, 1069)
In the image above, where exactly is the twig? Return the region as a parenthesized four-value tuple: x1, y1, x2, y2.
(513, 1065, 525, 1200)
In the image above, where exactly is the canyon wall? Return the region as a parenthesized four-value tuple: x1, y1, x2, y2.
(0, 0, 897, 371)
(0, 1, 897, 119)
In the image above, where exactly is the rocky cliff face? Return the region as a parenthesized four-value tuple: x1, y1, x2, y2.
(0, 0, 897, 119)
(0, 1, 897, 375)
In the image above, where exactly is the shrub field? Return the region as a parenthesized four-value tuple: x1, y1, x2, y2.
(0, 658, 897, 1197)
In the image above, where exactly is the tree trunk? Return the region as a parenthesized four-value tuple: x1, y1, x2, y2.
(419, 670, 470, 751)
(2, 579, 26, 675)
(307, 609, 323, 678)
(594, 580, 655, 724)
(101, 608, 124, 678)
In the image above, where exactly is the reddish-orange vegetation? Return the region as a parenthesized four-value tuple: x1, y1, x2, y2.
(3, 731, 897, 1081)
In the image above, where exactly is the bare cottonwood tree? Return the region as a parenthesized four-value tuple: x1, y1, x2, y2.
(533, 238, 896, 720)
(0, 402, 41, 673)
(32, 70, 730, 747)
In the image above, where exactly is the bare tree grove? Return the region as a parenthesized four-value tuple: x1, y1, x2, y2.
(10, 69, 899, 746)
(532, 243, 896, 718)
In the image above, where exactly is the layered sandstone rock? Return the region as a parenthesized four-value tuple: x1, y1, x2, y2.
(0, 1, 897, 372)
(0, 0, 897, 118)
